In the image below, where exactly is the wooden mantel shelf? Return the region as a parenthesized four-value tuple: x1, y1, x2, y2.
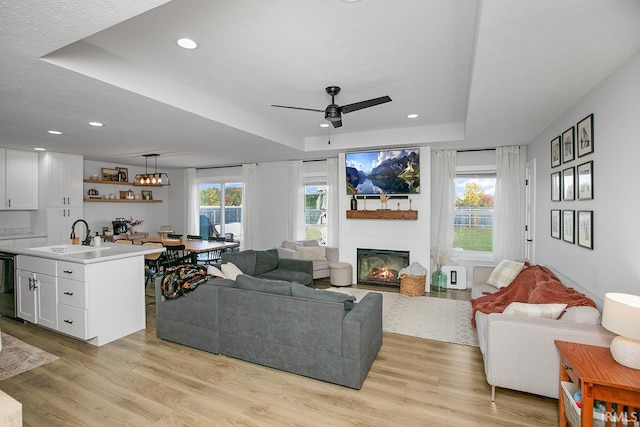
(346, 210, 418, 220)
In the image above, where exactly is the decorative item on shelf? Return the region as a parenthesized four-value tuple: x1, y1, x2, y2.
(125, 189, 134, 200)
(397, 202, 400, 211)
(142, 190, 153, 200)
(601, 293, 640, 370)
(101, 167, 120, 182)
(409, 199, 412, 210)
(363, 195, 367, 211)
(127, 217, 144, 234)
(87, 188, 99, 198)
(379, 193, 389, 210)
(134, 154, 171, 186)
(117, 167, 128, 182)
(350, 194, 358, 210)
(90, 173, 99, 181)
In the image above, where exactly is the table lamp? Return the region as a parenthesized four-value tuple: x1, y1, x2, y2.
(601, 292, 640, 370)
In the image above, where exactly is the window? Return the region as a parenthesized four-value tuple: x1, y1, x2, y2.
(304, 184, 327, 244)
(199, 181, 243, 245)
(454, 169, 496, 252)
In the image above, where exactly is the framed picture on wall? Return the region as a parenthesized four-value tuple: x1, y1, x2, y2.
(577, 210, 593, 249)
(562, 167, 575, 201)
(562, 126, 575, 163)
(563, 210, 575, 244)
(577, 114, 594, 157)
(551, 136, 561, 168)
(577, 161, 593, 200)
(551, 210, 561, 239)
(551, 172, 561, 201)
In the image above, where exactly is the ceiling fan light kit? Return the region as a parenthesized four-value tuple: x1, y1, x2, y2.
(271, 85, 392, 128)
(134, 154, 171, 186)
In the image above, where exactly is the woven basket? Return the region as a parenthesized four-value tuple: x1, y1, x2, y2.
(399, 274, 426, 296)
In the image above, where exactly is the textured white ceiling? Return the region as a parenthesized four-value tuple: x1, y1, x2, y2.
(1, 0, 640, 168)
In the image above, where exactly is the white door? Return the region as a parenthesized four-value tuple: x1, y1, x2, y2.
(525, 159, 536, 263)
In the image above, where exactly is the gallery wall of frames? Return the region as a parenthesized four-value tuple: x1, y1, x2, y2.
(550, 113, 594, 249)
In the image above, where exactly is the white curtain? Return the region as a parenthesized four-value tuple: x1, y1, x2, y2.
(326, 158, 339, 247)
(287, 161, 304, 241)
(185, 168, 199, 236)
(430, 150, 457, 266)
(493, 146, 525, 262)
(241, 163, 258, 250)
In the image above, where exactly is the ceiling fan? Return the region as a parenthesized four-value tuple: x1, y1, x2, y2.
(271, 86, 392, 128)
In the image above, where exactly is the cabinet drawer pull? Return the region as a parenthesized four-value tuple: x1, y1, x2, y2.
(63, 291, 74, 295)
(63, 319, 73, 324)
(63, 270, 73, 274)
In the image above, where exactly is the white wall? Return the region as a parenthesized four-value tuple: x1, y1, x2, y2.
(83, 160, 169, 236)
(339, 148, 431, 283)
(527, 50, 640, 305)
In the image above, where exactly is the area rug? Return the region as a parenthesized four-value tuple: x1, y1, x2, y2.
(329, 287, 479, 347)
(0, 332, 59, 381)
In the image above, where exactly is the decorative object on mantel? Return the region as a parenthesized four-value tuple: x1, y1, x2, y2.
(350, 195, 358, 210)
(601, 292, 640, 369)
(379, 193, 389, 210)
(133, 154, 170, 186)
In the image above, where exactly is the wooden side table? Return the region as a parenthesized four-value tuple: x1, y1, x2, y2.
(555, 340, 640, 427)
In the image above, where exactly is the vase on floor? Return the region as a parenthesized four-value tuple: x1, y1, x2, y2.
(431, 265, 447, 292)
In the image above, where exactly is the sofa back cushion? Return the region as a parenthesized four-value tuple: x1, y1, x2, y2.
(295, 245, 327, 261)
(560, 306, 601, 324)
(254, 249, 280, 276)
(291, 283, 356, 311)
(221, 250, 257, 276)
(235, 274, 292, 296)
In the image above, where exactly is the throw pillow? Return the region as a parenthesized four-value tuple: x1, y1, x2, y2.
(295, 245, 326, 261)
(290, 283, 356, 311)
(221, 262, 243, 280)
(207, 265, 225, 279)
(486, 259, 525, 288)
(235, 274, 292, 296)
(503, 302, 567, 319)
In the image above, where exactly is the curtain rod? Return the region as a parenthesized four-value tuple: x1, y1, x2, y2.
(457, 148, 496, 153)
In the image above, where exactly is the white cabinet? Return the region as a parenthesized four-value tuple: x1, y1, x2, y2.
(45, 152, 83, 207)
(16, 256, 57, 329)
(1, 149, 39, 210)
(46, 207, 83, 242)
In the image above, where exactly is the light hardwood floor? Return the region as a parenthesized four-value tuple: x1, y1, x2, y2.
(0, 287, 557, 426)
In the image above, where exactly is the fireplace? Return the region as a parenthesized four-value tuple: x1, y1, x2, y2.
(356, 248, 410, 287)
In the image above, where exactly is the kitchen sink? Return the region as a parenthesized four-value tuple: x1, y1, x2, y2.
(29, 244, 111, 255)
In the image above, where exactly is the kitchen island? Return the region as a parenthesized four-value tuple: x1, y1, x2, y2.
(2, 241, 164, 346)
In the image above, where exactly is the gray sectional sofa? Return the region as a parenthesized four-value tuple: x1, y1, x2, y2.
(221, 249, 314, 286)
(155, 274, 383, 389)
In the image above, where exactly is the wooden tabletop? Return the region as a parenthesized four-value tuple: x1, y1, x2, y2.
(139, 237, 239, 253)
(555, 340, 640, 391)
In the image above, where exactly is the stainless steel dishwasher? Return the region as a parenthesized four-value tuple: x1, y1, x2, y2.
(0, 251, 20, 321)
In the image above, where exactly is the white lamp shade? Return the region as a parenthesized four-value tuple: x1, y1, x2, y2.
(602, 293, 640, 340)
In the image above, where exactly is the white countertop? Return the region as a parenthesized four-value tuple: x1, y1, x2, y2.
(0, 240, 165, 264)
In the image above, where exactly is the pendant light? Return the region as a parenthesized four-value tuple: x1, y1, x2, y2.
(133, 154, 171, 186)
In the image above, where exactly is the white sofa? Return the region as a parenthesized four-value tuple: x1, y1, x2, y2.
(472, 265, 615, 400)
(276, 240, 339, 279)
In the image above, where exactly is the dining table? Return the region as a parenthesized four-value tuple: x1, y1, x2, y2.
(138, 237, 240, 264)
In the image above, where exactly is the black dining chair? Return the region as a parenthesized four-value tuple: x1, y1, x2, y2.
(186, 234, 203, 241)
(165, 244, 190, 266)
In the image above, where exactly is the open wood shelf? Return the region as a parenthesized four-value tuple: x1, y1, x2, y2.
(346, 210, 418, 220)
(84, 198, 162, 203)
(84, 179, 133, 185)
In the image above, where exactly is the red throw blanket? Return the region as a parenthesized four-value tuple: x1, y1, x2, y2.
(470, 265, 596, 327)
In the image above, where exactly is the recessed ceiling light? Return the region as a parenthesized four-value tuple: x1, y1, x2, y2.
(320, 123, 330, 128)
(34, 147, 46, 151)
(47, 130, 62, 135)
(177, 38, 198, 49)
(406, 113, 419, 119)
(88, 121, 104, 127)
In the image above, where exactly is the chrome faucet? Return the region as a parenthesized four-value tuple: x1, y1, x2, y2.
(70, 219, 92, 246)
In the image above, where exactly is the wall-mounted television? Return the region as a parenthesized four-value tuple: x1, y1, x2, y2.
(346, 148, 420, 195)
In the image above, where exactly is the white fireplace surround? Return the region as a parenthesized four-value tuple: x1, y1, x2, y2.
(338, 149, 431, 283)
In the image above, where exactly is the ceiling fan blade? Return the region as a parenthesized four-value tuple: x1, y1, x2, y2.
(341, 96, 392, 114)
(331, 118, 342, 128)
(271, 105, 324, 113)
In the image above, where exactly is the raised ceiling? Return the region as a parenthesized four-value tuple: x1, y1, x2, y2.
(2, 0, 640, 168)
